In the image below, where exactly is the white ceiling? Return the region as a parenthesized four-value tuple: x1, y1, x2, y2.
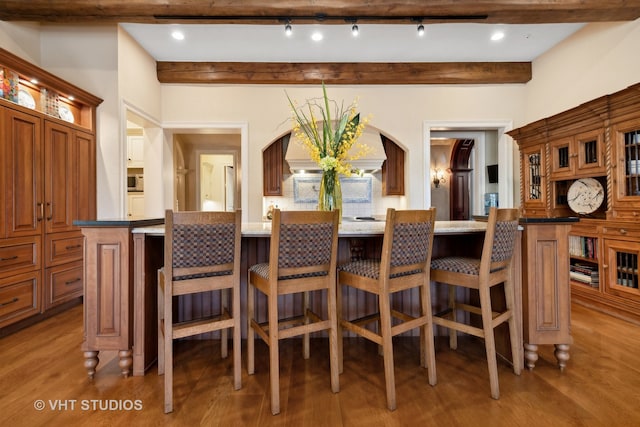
(121, 22, 585, 63)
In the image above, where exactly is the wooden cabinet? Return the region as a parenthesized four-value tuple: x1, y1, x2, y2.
(2, 106, 43, 238)
(521, 220, 574, 370)
(263, 137, 285, 196)
(549, 130, 605, 180)
(510, 83, 640, 324)
(381, 136, 405, 195)
(0, 48, 101, 331)
(519, 144, 547, 217)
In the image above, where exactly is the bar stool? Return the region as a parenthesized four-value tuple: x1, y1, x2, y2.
(337, 208, 438, 411)
(247, 209, 340, 415)
(158, 210, 242, 413)
(430, 207, 522, 399)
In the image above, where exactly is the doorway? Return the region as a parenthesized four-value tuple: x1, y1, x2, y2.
(198, 153, 236, 212)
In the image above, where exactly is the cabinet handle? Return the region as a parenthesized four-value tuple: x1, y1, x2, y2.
(0, 255, 18, 262)
(65, 278, 82, 286)
(603, 264, 608, 269)
(37, 202, 44, 221)
(0, 297, 18, 307)
(620, 229, 627, 234)
(65, 244, 82, 250)
(46, 202, 52, 220)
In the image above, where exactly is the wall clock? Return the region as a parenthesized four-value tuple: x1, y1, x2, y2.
(567, 177, 604, 215)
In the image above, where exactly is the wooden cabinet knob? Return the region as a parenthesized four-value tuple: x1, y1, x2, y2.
(620, 229, 627, 234)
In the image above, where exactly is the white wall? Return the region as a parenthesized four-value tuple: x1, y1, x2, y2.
(525, 19, 640, 124)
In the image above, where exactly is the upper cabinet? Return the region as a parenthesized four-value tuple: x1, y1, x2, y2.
(549, 129, 605, 180)
(263, 136, 286, 196)
(381, 136, 405, 196)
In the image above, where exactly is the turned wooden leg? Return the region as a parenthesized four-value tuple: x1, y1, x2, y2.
(554, 343, 570, 372)
(118, 349, 133, 378)
(524, 343, 539, 371)
(84, 350, 99, 379)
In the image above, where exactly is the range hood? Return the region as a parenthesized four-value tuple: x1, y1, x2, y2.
(285, 127, 387, 173)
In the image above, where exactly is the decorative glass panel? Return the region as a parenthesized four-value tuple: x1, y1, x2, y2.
(528, 153, 541, 200)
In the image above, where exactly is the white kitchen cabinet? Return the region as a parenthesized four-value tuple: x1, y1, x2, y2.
(127, 194, 145, 218)
(127, 136, 144, 168)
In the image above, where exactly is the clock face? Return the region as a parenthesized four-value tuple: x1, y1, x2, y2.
(567, 178, 604, 215)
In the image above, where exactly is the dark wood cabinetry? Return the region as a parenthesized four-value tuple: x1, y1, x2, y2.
(381, 136, 405, 195)
(263, 136, 285, 196)
(0, 48, 101, 330)
(510, 83, 640, 324)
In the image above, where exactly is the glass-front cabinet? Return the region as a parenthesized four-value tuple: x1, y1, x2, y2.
(611, 117, 640, 219)
(550, 130, 605, 180)
(520, 144, 547, 217)
(603, 238, 640, 300)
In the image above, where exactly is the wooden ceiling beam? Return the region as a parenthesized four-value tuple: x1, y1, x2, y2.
(0, 1, 639, 24)
(156, 61, 532, 85)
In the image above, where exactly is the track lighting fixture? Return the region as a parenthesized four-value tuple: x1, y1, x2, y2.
(351, 23, 359, 36)
(284, 21, 292, 36)
(417, 23, 425, 37)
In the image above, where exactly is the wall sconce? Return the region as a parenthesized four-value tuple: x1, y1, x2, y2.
(432, 168, 446, 188)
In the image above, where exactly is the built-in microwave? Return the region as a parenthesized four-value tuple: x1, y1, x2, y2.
(127, 174, 144, 192)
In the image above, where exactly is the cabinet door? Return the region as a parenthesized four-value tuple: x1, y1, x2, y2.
(3, 107, 43, 238)
(549, 136, 574, 179)
(44, 121, 74, 234)
(575, 129, 605, 175)
(603, 238, 640, 301)
(263, 138, 283, 196)
(382, 137, 405, 195)
(127, 136, 144, 168)
(612, 118, 640, 202)
(127, 194, 145, 217)
(520, 145, 547, 215)
(74, 131, 96, 221)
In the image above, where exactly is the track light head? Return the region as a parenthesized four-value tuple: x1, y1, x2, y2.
(351, 23, 359, 36)
(284, 22, 292, 36)
(417, 23, 425, 37)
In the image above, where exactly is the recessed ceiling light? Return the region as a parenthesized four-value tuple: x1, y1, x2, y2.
(311, 31, 323, 42)
(171, 30, 185, 41)
(491, 31, 505, 41)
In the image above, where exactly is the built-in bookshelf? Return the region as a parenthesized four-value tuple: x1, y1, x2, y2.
(569, 235, 600, 288)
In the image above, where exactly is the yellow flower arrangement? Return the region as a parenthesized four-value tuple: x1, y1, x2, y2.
(287, 83, 370, 176)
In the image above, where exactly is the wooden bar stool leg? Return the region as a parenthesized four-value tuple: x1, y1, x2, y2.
(232, 278, 242, 390)
(337, 282, 344, 374)
(221, 288, 229, 359)
(421, 281, 437, 386)
(479, 285, 500, 400)
(164, 281, 173, 413)
(157, 270, 165, 376)
(379, 292, 396, 411)
(303, 291, 310, 359)
(247, 283, 255, 375)
(268, 293, 281, 415)
(504, 277, 523, 375)
(448, 285, 458, 350)
(328, 277, 340, 393)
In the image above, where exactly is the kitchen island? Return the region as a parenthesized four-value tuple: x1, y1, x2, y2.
(75, 217, 521, 378)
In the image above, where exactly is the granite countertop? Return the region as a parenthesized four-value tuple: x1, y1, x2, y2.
(130, 220, 487, 237)
(73, 217, 165, 227)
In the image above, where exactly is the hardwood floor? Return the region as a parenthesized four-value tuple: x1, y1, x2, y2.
(1, 302, 640, 426)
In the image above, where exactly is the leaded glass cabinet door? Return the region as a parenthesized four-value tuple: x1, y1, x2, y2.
(603, 238, 640, 300)
(521, 145, 547, 217)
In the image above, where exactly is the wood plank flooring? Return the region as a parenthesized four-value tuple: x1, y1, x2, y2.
(1, 302, 640, 426)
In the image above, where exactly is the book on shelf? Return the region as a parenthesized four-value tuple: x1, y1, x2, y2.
(569, 235, 598, 260)
(570, 263, 599, 288)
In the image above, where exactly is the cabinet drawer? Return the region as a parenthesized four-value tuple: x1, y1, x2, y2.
(45, 232, 84, 267)
(45, 261, 83, 310)
(0, 271, 41, 328)
(602, 225, 640, 240)
(0, 236, 41, 277)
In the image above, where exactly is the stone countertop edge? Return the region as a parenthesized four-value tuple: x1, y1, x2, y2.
(518, 217, 580, 224)
(73, 217, 165, 227)
(130, 220, 488, 237)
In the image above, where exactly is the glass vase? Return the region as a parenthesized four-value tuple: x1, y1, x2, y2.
(318, 169, 342, 215)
